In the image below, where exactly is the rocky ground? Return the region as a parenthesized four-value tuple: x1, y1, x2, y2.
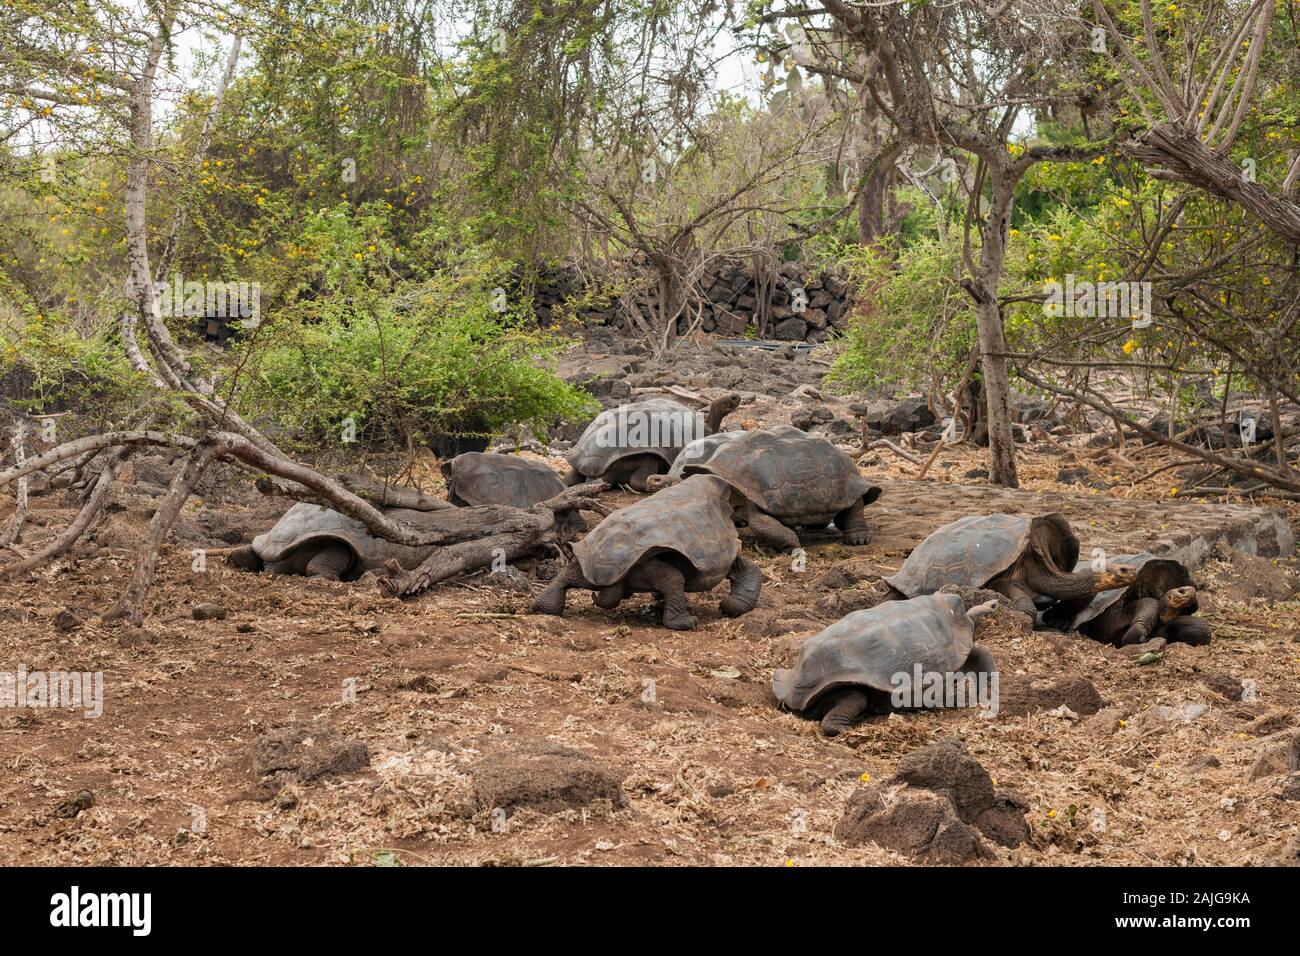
(2, 337, 1299, 867)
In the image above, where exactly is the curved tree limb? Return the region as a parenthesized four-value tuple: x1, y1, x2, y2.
(1015, 366, 1300, 494)
(0, 449, 128, 581)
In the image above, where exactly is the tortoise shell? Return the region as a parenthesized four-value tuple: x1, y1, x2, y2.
(1043, 553, 1194, 631)
(567, 399, 704, 478)
(441, 452, 566, 508)
(251, 502, 439, 576)
(680, 424, 882, 525)
(885, 513, 1079, 597)
(572, 474, 738, 591)
(772, 593, 975, 712)
(667, 431, 739, 479)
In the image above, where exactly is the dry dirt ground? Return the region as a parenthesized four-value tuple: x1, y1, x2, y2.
(2, 428, 1299, 867)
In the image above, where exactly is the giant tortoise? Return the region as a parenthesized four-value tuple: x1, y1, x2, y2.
(531, 474, 761, 630)
(773, 593, 999, 737)
(882, 513, 1138, 614)
(566, 394, 741, 492)
(226, 503, 440, 581)
(646, 424, 883, 551)
(441, 452, 567, 509)
(665, 431, 740, 479)
(1042, 553, 1210, 646)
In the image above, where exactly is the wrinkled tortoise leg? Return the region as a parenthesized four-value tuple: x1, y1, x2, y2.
(1119, 596, 1161, 645)
(305, 543, 354, 581)
(991, 581, 1038, 619)
(563, 464, 585, 486)
(629, 557, 697, 630)
(594, 581, 626, 609)
(834, 499, 871, 546)
(746, 512, 801, 552)
(532, 561, 588, 616)
(960, 645, 997, 677)
(1163, 614, 1212, 646)
(225, 545, 264, 573)
(719, 555, 762, 618)
(820, 689, 872, 737)
(625, 459, 663, 493)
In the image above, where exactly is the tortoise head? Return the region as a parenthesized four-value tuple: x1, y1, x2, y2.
(644, 473, 682, 493)
(1162, 585, 1197, 613)
(1096, 562, 1140, 591)
(964, 598, 999, 627)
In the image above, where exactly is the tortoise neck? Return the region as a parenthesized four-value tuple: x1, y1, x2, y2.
(703, 402, 727, 435)
(1024, 565, 1103, 600)
(1159, 602, 1187, 623)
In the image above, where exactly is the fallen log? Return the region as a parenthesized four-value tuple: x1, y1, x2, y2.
(378, 483, 609, 598)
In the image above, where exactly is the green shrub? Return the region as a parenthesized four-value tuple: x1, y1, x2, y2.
(825, 222, 974, 395)
(235, 274, 596, 452)
(0, 317, 153, 425)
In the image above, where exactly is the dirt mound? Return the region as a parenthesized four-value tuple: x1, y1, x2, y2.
(248, 720, 370, 794)
(835, 786, 991, 863)
(834, 738, 1029, 862)
(470, 738, 626, 815)
(1214, 549, 1298, 603)
(998, 675, 1104, 717)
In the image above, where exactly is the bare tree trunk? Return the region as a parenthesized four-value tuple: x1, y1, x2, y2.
(1268, 381, 1290, 475)
(103, 438, 220, 625)
(2, 420, 28, 548)
(966, 166, 1020, 487)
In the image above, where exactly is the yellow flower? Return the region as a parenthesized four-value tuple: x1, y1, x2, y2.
(859, 772, 871, 782)
(354, 252, 363, 260)
(1008, 228, 1020, 238)
(1122, 339, 1137, 354)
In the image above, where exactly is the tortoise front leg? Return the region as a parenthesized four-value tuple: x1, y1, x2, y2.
(960, 645, 997, 677)
(820, 689, 872, 737)
(1163, 614, 1212, 646)
(563, 464, 585, 486)
(594, 582, 626, 609)
(834, 499, 871, 546)
(305, 543, 354, 581)
(746, 511, 800, 552)
(1119, 596, 1161, 645)
(719, 555, 762, 618)
(629, 557, 697, 630)
(989, 580, 1038, 618)
(532, 561, 588, 616)
(625, 458, 663, 493)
